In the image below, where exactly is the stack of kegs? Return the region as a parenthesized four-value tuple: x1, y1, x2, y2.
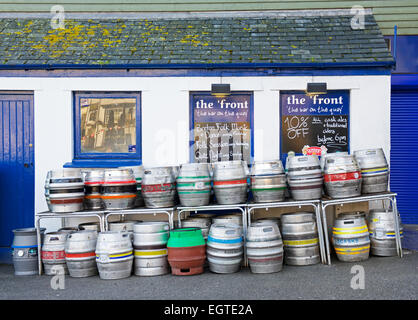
(250, 160, 287, 203)
(65, 230, 98, 277)
(133, 222, 170, 276)
(206, 223, 243, 273)
(167, 228, 206, 275)
(83, 169, 104, 210)
(280, 213, 320, 266)
(102, 169, 137, 210)
(323, 155, 362, 199)
(287, 155, 323, 200)
(332, 212, 370, 262)
(95, 231, 134, 280)
(246, 221, 284, 273)
(46, 169, 84, 212)
(213, 160, 248, 205)
(119, 166, 145, 207)
(354, 148, 389, 194)
(368, 209, 403, 256)
(142, 167, 177, 208)
(176, 163, 211, 206)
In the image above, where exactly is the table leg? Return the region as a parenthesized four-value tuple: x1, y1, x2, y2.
(321, 204, 332, 265)
(314, 204, 326, 265)
(391, 197, 403, 258)
(36, 217, 42, 276)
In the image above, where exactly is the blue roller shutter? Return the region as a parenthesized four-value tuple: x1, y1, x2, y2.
(390, 90, 418, 224)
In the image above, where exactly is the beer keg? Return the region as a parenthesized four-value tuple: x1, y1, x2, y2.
(319, 152, 348, 172)
(207, 223, 243, 274)
(287, 155, 323, 200)
(102, 169, 137, 210)
(368, 210, 403, 256)
(109, 220, 138, 241)
(212, 214, 243, 226)
(142, 167, 177, 208)
(47, 169, 84, 213)
(78, 222, 101, 232)
(12, 228, 45, 276)
(119, 166, 145, 207)
(332, 213, 370, 262)
(213, 160, 248, 205)
(324, 155, 362, 199)
(280, 213, 320, 266)
(41, 232, 68, 275)
(246, 223, 284, 273)
(176, 163, 211, 207)
(65, 230, 98, 278)
(96, 231, 134, 280)
(250, 160, 287, 203)
(133, 222, 170, 276)
(83, 170, 104, 210)
(354, 148, 389, 194)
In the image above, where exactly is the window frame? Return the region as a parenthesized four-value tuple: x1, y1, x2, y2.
(189, 91, 254, 164)
(72, 91, 142, 166)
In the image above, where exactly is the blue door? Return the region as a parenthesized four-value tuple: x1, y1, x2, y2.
(391, 90, 418, 224)
(0, 93, 34, 263)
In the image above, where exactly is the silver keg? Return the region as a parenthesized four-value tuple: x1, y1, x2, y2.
(213, 160, 248, 205)
(141, 167, 177, 208)
(102, 169, 137, 210)
(324, 155, 362, 199)
(119, 165, 145, 207)
(65, 230, 98, 277)
(254, 217, 280, 228)
(78, 222, 101, 232)
(83, 169, 104, 210)
(250, 160, 287, 203)
(207, 223, 243, 273)
(246, 223, 284, 273)
(368, 210, 403, 256)
(212, 214, 243, 226)
(47, 169, 84, 213)
(287, 155, 323, 200)
(177, 163, 211, 206)
(58, 227, 78, 235)
(12, 228, 45, 276)
(332, 213, 370, 262)
(280, 213, 320, 266)
(95, 231, 134, 280)
(133, 222, 170, 276)
(320, 152, 348, 172)
(354, 148, 389, 194)
(108, 220, 138, 241)
(41, 232, 69, 275)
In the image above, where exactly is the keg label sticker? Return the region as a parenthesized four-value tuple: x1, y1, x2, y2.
(194, 181, 205, 189)
(42, 251, 66, 260)
(96, 255, 109, 263)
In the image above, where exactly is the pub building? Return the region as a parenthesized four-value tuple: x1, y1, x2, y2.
(0, 9, 397, 256)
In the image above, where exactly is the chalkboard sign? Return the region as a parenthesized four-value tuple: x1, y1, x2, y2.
(280, 90, 350, 159)
(190, 92, 253, 163)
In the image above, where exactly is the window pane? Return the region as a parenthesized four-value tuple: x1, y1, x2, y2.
(80, 97, 136, 154)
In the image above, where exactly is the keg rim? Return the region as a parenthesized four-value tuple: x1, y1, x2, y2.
(13, 227, 46, 233)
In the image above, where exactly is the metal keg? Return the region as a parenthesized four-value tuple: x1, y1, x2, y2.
(109, 220, 138, 241)
(332, 213, 370, 262)
(141, 167, 177, 208)
(207, 223, 243, 274)
(119, 166, 145, 207)
(354, 148, 389, 194)
(250, 160, 287, 203)
(58, 227, 78, 235)
(96, 231, 134, 280)
(41, 232, 68, 275)
(78, 222, 101, 232)
(102, 169, 137, 210)
(324, 155, 362, 199)
(176, 163, 211, 206)
(47, 169, 84, 213)
(133, 222, 170, 276)
(246, 223, 284, 273)
(83, 170, 104, 210)
(212, 214, 243, 226)
(280, 213, 320, 266)
(368, 210, 403, 256)
(65, 230, 98, 277)
(254, 217, 280, 228)
(287, 155, 323, 200)
(12, 228, 45, 276)
(181, 217, 211, 239)
(213, 160, 248, 205)
(320, 152, 348, 172)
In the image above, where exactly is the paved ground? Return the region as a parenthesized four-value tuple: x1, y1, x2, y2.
(0, 249, 417, 300)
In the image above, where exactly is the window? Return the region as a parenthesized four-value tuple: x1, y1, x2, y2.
(72, 92, 141, 167)
(190, 92, 254, 164)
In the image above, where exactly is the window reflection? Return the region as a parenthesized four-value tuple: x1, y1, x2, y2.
(80, 98, 136, 153)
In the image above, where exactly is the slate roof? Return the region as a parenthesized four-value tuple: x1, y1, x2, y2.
(0, 12, 394, 67)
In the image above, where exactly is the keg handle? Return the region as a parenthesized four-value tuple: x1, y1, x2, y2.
(263, 227, 273, 233)
(343, 220, 354, 224)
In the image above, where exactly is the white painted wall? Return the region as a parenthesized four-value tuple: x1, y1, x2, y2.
(0, 75, 391, 231)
